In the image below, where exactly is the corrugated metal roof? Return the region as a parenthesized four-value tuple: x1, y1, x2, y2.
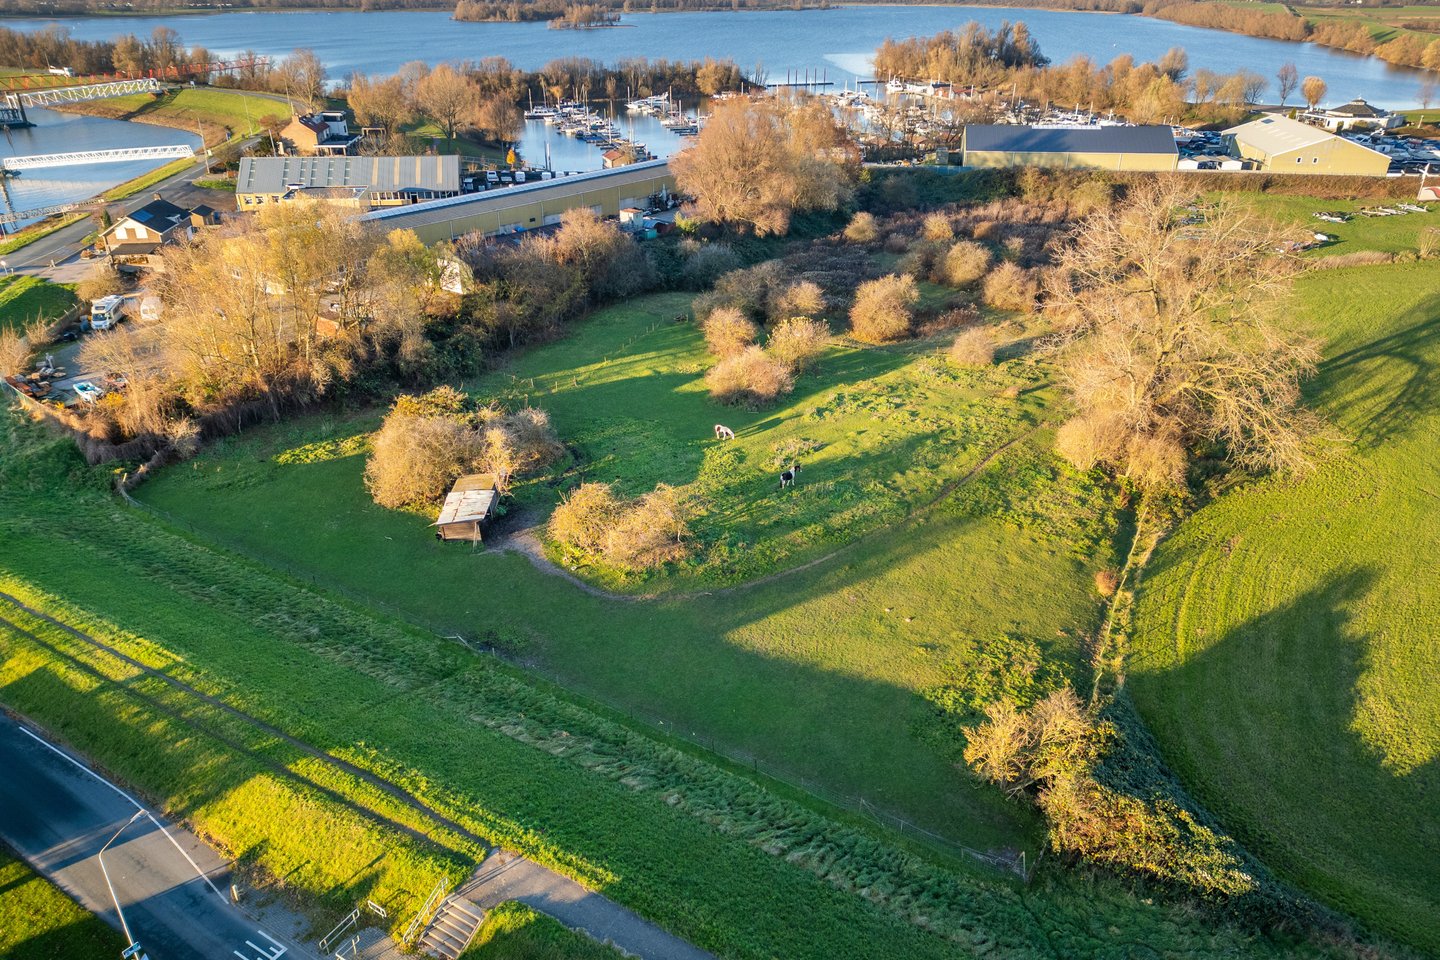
(358, 160, 673, 231)
(964, 124, 1178, 155)
(236, 155, 461, 195)
(434, 488, 497, 526)
(1224, 115, 1332, 154)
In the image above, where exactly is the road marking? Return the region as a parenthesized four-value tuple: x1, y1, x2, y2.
(234, 930, 287, 959)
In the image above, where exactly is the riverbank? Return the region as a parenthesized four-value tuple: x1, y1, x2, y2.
(51, 87, 293, 147)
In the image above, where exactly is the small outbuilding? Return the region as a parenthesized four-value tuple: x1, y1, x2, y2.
(1223, 115, 1390, 176)
(434, 473, 499, 543)
(960, 124, 1179, 172)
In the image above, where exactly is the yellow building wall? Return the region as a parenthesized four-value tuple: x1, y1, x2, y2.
(1245, 137, 1390, 176)
(964, 149, 1177, 172)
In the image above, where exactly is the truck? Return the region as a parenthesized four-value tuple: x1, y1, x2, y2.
(90, 295, 126, 331)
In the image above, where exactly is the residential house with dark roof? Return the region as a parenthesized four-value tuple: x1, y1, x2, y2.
(1301, 98, 1403, 133)
(100, 194, 218, 268)
(280, 110, 362, 156)
(960, 124, 1179, 172)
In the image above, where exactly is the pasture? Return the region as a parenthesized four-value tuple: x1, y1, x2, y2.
(0, 843, 124, 960)
(1130, 261, 1440, 953)
(0, 275, 77, 335)
(138, 289, 1119, 847)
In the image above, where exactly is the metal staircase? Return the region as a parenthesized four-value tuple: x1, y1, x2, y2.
(417, 898, 484, 960)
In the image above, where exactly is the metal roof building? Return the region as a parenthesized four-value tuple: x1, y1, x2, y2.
(961, 124, 1179, 172)
(235, 156, 462, 210)
(1223, 116, 1389, 176)
(434, 473, 499, 543)
(359, 160, 675, 244)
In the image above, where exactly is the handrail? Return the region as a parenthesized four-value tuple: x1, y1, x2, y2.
(318, 908, 361, 955)
(401, 877, 450, 946)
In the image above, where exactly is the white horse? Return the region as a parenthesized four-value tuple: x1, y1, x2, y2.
(713, 424, 735, 441)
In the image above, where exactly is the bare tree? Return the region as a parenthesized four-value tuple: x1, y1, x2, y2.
(1046, 180, 1320, 489)
(348, 71, 414, 135)
(1276, 62, 1299, 107)
(416, 64, 479, 143)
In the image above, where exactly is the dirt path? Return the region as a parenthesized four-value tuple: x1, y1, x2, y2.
(490, 426, 1039, 605)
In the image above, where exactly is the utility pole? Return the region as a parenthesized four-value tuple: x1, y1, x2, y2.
(100, 811, 147, 960)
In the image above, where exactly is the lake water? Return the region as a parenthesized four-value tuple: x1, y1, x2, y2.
(0, 107, 203, 225)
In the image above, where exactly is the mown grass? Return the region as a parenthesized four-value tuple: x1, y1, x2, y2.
(1130, 262, 1440, 954)
(0, 275, 77, 335)
(462, 902, 625, 959)
(63, 86, 291, 140)
(0, 842, 125, 960)
(1232, 193, 1439, 257)
(0, 413, 1365, 960)
(139, 290, 1117, 847)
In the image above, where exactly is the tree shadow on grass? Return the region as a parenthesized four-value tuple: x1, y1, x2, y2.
(1130, 565, 1440, 952)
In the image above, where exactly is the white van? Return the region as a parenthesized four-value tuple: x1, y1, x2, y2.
(90, 295, 126, 331)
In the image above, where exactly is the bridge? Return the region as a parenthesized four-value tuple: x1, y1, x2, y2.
(0, 200, 98, 227)
(10, 78, 162, 109)
(1, 144, 194, 171)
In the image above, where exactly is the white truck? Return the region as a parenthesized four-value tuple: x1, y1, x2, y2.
(90, 295, 126, 331)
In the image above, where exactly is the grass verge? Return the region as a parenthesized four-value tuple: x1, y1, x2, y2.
(0, 841, 125, 960)
(0, 275, 77, 335)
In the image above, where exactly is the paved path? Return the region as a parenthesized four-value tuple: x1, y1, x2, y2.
(457, 851, 715, 960)
(0, 713, 313, 960)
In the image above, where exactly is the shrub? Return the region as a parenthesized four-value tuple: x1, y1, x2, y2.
(0, 327, 28, 376)
(365, 409, 485, 509)
(882, 233, 910, 254)
(943, 240, 992, 288)
(1308, 250, 1394, 270)
(1417, 227, 1440, 259)
(550, 481, 691, 571)
(767, 317, 830, 371)
(769, 280, 825, 321)
(849, 274, 919, 344)
(75, 268, 125, 304)
(549, 482, 623, 555)
(949, 327, 996, 367)
(682, 243, 741, 289)
(706, 345, 795, 406)
(921, 212, 954, 242)
(982, 262, 1040, 313)
(1094, 569, 1120, 597)
(843, 211, 880, 244)
(702, 306, 760, 357)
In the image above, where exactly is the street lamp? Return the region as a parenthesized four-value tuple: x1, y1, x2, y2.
(98, 810, 147, 960)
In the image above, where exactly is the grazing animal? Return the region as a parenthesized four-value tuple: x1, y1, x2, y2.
(779, 463, 801, 489)
(714, 424, 735, 441)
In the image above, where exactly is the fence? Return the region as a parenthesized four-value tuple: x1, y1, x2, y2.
(115, 487, 1034, 880)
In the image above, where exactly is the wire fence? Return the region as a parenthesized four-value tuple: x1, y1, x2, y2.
(116, 484, 1033, 880)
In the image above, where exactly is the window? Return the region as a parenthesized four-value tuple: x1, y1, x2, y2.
(1296, 157, 1303, 164)
(1313, 157, 1319, 164)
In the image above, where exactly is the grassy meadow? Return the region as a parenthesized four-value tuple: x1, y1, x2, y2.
(138, 289, 1119, 847)
(61, 86, 292, 141)
(462, 902, 625, 960)
(1130, 260, 1440, 953)
(0, 275, 77, 335)
(0, 843, 125, 960)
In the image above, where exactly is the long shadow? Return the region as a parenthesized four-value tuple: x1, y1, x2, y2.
(1129, 566, 1440, 953)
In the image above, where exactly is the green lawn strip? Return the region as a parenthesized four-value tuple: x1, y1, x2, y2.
(1231, 192, 1439, 257)
(462, 901, 627, 959)
(137, 293, 1114, 848)
(0, 842, 125, 960)
(0, 275, 78, 335)
(0, 215, 87, 258)
(64, 86, 291, 138)
(1130, 263, 1440, 954)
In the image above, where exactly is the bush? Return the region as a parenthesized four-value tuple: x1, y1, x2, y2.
(921, 212, 954, 242)
(882, 233, 910, 254)
(982, 262, 1040, 313)
(1094, 569, 1120, 597)
(943, 240, 992, 288)
(75, 268, 125, 305)
(0, 327, 28, 376)
(949, 327, 996, 367)
(1420, 227, 1440, 260)
(702, 306, 759, 357)
(843, 211, 880, 244)
(549, 482, 623, 555)
(849, 274, 919, 344)
(550, 481, 692, 571)
(682, 243, 741, 289)
(706, 345, 795, 406)
(767, 317, 830, 371)
(768, 280, 825, 321)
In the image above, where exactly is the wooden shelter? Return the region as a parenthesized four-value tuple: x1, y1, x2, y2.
(434, 474, 498, 543)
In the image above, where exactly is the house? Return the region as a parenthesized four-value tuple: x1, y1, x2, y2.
(601, 148, 629, 169)
(280, 110, 362, 156)
(234, 156, 461, 211)
(1223, 115, 1390, 176)
(100, 195, 212, 267)
(1302, 98, 1404, 133)
(434, 474, 499, 543)
(960, 124, 1179, 172)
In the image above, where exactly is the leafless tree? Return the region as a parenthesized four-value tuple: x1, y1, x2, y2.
(1276, 62, 1299, 107)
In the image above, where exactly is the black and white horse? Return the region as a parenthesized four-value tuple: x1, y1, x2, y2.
(713, 424, 735, 441)
(779, 463, 802, 489)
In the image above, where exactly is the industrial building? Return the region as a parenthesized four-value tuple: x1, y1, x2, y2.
(234, 156, 462, 210)
(1223, 115, 1390, 176)
(961, 124, 1179, 172)
(359, 160, 675, 244)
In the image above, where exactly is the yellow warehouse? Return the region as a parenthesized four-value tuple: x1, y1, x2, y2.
(961, 124, 1179, 172)
(1223, 115, 1391, 176)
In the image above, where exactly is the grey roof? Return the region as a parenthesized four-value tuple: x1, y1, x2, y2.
(964, 124, 1178, 156)
(1326, 98, 1388, 118)
(236, 155, 460, 196)
(121, 197, 189, 230)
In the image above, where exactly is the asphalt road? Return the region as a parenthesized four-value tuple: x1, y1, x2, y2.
(0, 713, 304, 960)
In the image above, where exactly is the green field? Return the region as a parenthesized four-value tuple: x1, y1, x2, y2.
(0, 843, 125, 960)
(138, 290, 1118, 847)
(1130, 260, 1440, 953)
(1233, 195, 1440, 257)
(63, 86, 291, 141)
(463, 902, 625, 959)
(0, 275, 77, 335)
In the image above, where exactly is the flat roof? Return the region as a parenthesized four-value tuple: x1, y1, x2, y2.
(236, 155, 461, 195)
(359, 160, 673, 231)
(964, 124, 1178, 155)
(435, 487, 497, 526)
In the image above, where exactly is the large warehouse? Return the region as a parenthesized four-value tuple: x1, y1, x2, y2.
(360, 160, 675, 243)
(961, 124, 1179, 172)
(1223, 115, 1390, 176)
(235, 155, 463, 210)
